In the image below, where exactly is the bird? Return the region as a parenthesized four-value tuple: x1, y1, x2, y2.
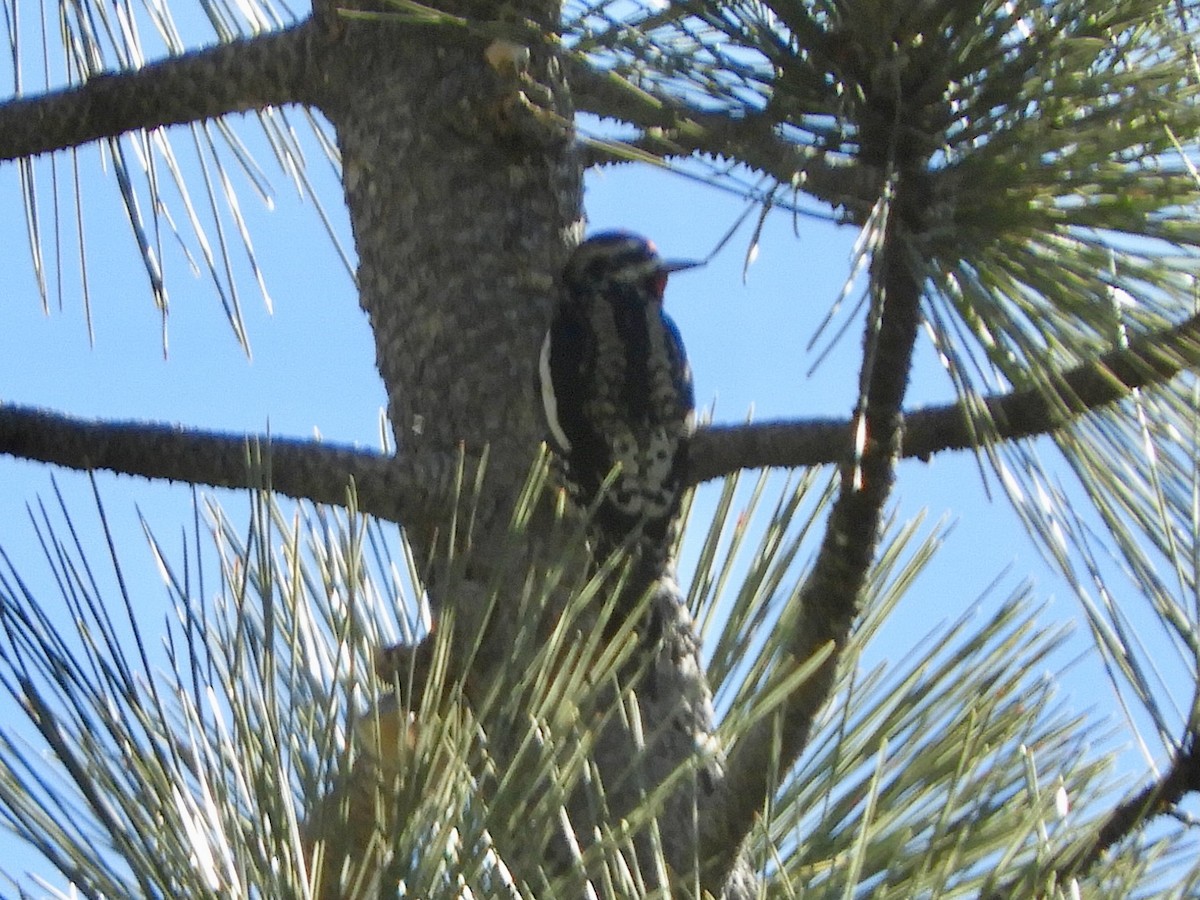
(538, 231, 699, 569)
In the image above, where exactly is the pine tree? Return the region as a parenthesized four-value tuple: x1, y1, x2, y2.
(1, 0, 1198, 896)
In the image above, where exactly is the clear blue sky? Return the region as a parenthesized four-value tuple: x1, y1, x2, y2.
(0, 6, 1177, 892)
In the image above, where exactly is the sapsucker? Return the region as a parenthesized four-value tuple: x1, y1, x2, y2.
(539, 231, 699, 567)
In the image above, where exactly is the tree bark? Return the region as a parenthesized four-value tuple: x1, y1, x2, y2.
(308, 2, 753, 892)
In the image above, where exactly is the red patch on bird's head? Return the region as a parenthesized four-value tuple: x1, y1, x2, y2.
(651, 270, 669, 301)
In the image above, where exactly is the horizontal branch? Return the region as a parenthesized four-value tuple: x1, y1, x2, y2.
(4, 311, 1197, 519)
(906, 310, 1200, 458)
(689, 310, 1200, 482)
(0, 21, 320, 162)
(0, 403, 452, 523)
(688, 418, 846, 482)
(564, 54, 879, 218)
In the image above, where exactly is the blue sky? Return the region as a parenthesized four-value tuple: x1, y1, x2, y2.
(0, 8, 1180, 893)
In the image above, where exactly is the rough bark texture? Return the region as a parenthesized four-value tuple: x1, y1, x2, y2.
(5, 3, 1200, 897)
(694, 108, 935, 897)
(0, 23, 319, 161)
(313, 3, 578, 547)
(307, 2, 752, 893)
(0, 6, 751, 887)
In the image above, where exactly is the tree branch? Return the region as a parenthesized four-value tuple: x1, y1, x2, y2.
(564, 54, 880, 219)
(6, 306, 1197, 523)
(985, 732, 1200, 898)
(0, 20, 322, 162)
(1066, 733, 1200, 879)
(699, 162, 930, 889)
(688, 309, 1200, 482)
(905, 310, 1200, 460)
(0, 402, 454, 523)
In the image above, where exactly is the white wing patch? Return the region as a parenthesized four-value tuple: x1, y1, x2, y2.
(539, 330, 572, 453)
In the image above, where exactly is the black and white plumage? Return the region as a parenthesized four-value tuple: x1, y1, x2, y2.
(539, 231, 698, 558)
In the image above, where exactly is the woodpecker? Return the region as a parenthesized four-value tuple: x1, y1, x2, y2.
(539, 231, 699, 563)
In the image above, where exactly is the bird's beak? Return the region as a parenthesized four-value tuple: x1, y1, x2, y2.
(660, 258, 705, 274)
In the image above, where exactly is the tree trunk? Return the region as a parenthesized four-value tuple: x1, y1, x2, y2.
(310, 2, 749, 893)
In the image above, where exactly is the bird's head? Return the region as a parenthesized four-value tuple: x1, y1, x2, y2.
(563, 231, 700, 303)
